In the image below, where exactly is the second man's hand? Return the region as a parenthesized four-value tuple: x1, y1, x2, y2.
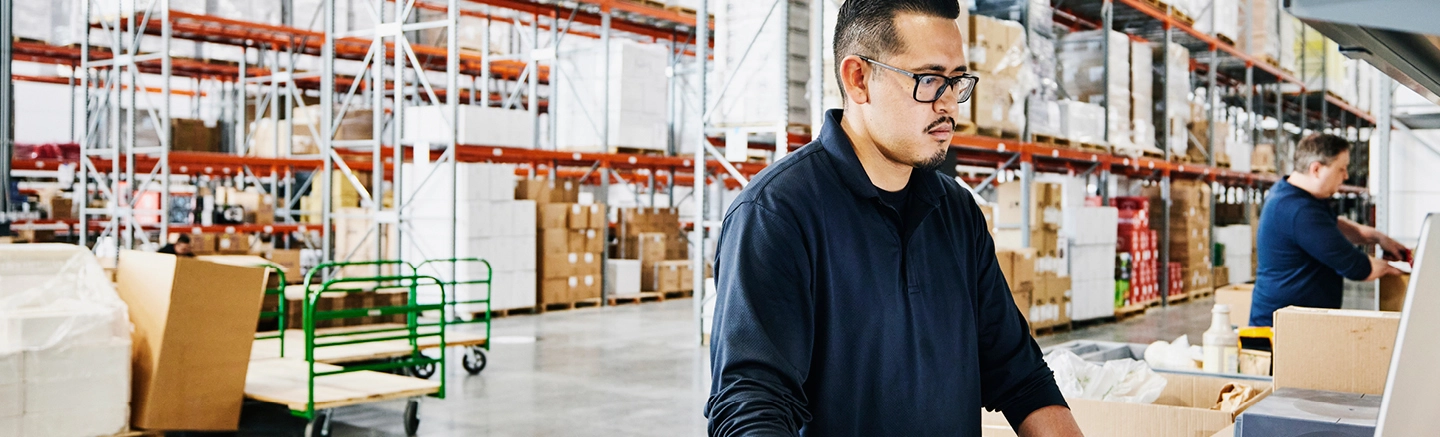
(1366, 256, 1404, 281)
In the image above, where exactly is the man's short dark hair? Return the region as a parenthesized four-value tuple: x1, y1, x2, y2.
(1294, 133, 1350, 171)
(175, 234, 191, 244)
(833, 0, 961, 100)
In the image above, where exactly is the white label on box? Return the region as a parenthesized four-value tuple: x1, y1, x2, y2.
(568, 253, 578, 263)
(584, 275, 595, 286)
(568, 276, 579, 287)
(584, 253, 595, 263)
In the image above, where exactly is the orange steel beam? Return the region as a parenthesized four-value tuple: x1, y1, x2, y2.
(14, 74, 209, 96)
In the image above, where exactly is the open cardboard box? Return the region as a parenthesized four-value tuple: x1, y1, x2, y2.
(980, 372, 1271, 437)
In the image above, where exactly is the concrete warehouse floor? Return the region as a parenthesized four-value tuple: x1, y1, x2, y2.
(211, 296, 1229, 437)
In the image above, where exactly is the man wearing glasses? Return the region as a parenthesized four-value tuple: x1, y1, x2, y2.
(705, 0, 1083, 436)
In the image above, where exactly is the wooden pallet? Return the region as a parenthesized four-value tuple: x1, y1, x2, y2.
(1077, 142, 1110, 154)
(1166, 292, 1191, 304)
(1258, 55, 1282, 71)
(1115, 302, 1149, 320)
(1032, 322, 1074, 337)
(1217, 34, 1236, 47)
(245, 358, 440, 412)
(489, 306, 538, 318)
(542, 299, 603, 312)
(663, 290, 695, 300)
(955, 120, 979, 137)
(110, 431, 165, 437)
(1033, 133, 1073, 149)
(975, 126, 1021, 141)
(614, 146, 667, 156)
(1188, 286, 1215, 301)
(608, 291, 665, 305)
(1251, 166, 1277, 175)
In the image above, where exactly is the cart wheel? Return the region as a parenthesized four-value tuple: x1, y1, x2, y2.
(403, 399, 421, 436)
(462, 346, 488, 375)
(408, 360, 436, 379)
(306, 411, 332, 437)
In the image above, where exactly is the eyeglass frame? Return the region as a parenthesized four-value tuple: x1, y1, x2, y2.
(857, 55, 979, 104)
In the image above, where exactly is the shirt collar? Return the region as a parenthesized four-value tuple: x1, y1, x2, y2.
(818, 109, 944, 206)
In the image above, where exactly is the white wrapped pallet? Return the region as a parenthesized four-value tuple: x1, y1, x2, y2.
(1069, 207, 1119, 321)
(554, 39, 671, 152)
(1194, 0, 1240, 43)
(1216, 225, 1254, 284)
(713, 0, 811, 128)
(0, 244, 132, 437)
(1059, 30, 1132, 149)
(1157, 42, 1192, 155)
(403, 105, 535, 149)
(1058, 100, 1106, 144)
(1131, 39, 1156, 151)
(401, 163, 539, 313)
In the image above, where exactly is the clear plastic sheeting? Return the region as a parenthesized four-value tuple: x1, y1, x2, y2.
(1045, 348, 1168, 404)
(0, 244, 131, 437)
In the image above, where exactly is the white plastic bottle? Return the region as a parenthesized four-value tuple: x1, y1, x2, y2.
(1203, 304, 1239, 373)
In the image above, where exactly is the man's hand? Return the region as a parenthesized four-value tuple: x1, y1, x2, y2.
(1017, 405, 1084, 437)
(1377, 233, 1413, 263)
(1366, 256, 1404, 281)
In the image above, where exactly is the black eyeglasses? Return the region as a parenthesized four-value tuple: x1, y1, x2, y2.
(858, 55, 979, 104)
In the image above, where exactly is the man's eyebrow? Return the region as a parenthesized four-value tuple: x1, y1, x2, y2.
(915, 64, 968, 74)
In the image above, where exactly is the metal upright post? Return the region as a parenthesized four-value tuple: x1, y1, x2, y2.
(694, 0, 710, 344)
(1102, 0, 1112, 147)
(810, 0, 824, 140)
(1376, 77, 1392, 237)
(1162, 14, 1172, 157)
(530, 13, 541, 149)
(448, 0, 461, 295)
(1299, 26, 1308, 139)
(1020, 160, 1033, 249)
(600, 165, 611, 306)
(79, 0, 90, 247)
(160, 1, 172, 241)
(0, 0, 11, 221)
(1274, 84, 1283, 173)
(603, 9, 612, 155)
(320, 0, 335, 269)
(1247, 65, 1256, 158)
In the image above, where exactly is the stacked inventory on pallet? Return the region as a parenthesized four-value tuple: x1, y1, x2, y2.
(1146, 179, 1215, 297)
(969, 15, 1029, 136)
(615, 207, 694, 295)
(1157, 42, 1192, 156)
(1058, 29, 1132, 150)
(996, 247, 1037, 321)
(1069, 207, 1118, 322)
(402, 163, 539, 314)
(975, 0, 1060, 137)
(1113, 197, 1159, 308)
(713, 0, 810, 130)
(523, 179, 606, 307)
(994, 181, 1069, 329)
(553, 38, 671, 152)
(1216, 224, 1255, 285)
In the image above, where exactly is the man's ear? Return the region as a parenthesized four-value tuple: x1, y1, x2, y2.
(839, 55, 871, 106)
(1309, 161, 1326, 176)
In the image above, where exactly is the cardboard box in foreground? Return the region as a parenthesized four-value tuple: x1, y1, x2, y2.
(116, 251, 268, 431)
(1272, 306, 1400, 395)
(980, 372, 1271, 437)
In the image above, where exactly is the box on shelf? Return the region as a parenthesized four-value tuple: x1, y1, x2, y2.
(1058, 99, 1105, 145)
(1194, 0, 1240, 44)
(516, 178, 581, 204)
(1272, 307, 1400, 395)
(972, 71, 1024, 133)
(1059, 29, 1132, 149)
(713, 0, 811, 128)
(116, 251, 267, 431)
(554, 39, 670, 152)
(403, 105, 535, 149)
(606, 259, 641, 297)
(1130, 39, 1155, 151)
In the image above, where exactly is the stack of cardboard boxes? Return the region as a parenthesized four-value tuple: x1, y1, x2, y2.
(969, 15, 1028, 134)
(1114, 196, 1160, 307)
(1148, 180, 1214, 297)
(534, 194, 606, 307)
(996, 248, 1037, 321)
(994, 181, 1069, 328)
(616, 207, 695, 295)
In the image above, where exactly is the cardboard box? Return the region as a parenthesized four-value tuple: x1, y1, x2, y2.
(515, 178, 579, 204)
(972, 71, 1022, 132)
(1272, 307, 1400, 395)
(541, 277, 576, 304)
(216, 234, 251, 254)
(541, 252, 575, 279)
(567, 204, 589, 230)
(567, 230, 588, 253)
(115, 251, 267, 431)
(606, 259, 641, 296)
(1215, 284, 1254, 328)
(979, 373, 1271, 437)
(539, 203, 571, 229)
(541, 228, 569, 254)
(587, 204, 606, 229)
(1379, 274, 1408, 312)
(585, 229, 605, 253)
(267, 249, 302, 283)
(1239, 349, 1272, 377)
(626, 233, 669, 265)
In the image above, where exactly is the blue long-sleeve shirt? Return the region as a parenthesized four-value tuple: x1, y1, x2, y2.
(705, 109, 1066, 436)
(1251, 177, 1373, 326)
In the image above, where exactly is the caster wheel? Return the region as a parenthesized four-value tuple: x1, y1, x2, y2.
(306, 411, 332, 437)
(403, 399, 421, 436)
(462, 347, 488, 375)
(409, 360, 436, 379)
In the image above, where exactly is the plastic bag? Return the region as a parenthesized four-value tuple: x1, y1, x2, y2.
(1144, 334, 1204, 370)
(1045, 349, 1168, 404)
(0, 244, 130, 351)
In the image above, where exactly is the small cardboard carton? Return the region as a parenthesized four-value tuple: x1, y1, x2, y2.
(1272, 306, 1400, 395)
(980, 373, 1271, 437)
(1215, 284, 1253, 328)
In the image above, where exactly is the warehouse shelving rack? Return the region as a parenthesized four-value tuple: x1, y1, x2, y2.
(0, 0, 1386, 341)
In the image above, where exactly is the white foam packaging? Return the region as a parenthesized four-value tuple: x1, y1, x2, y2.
(0, 244, 132, 437)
